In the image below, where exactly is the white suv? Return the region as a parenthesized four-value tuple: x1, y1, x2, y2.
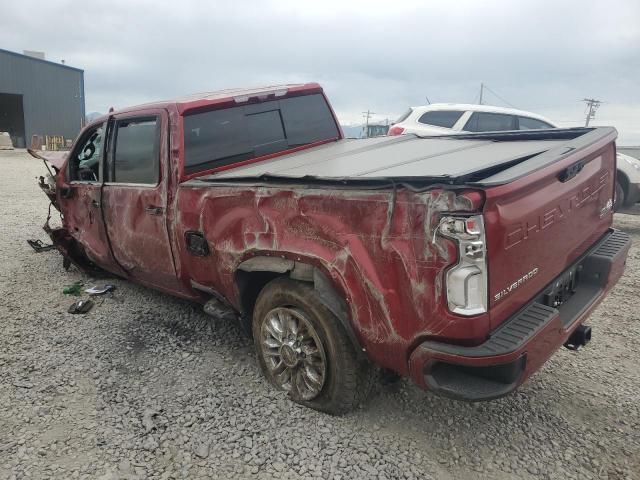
(388, 103, 555, 136)
(388, 103, 640, 211)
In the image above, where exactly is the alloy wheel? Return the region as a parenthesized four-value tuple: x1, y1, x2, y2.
(259, 307, 327, 400)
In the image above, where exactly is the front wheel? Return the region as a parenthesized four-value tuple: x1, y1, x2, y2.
(252, 277, 372, 414)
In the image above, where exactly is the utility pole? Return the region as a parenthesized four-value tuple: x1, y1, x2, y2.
(362, 110, 374, 138)
(583, 98, 601, 126)
(479, 82, 484, 105)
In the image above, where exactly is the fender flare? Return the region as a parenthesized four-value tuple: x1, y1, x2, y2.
(236, 257, 366, 358)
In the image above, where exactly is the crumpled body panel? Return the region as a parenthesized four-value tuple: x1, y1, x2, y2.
(28, 148, 68, 171)
(175, 184, 490, 374)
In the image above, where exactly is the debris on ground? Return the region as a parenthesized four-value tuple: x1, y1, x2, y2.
(63, 281, 83, 295)
(26, 239, 56, 252)
(67, 299, 94, 314)
(85, 284, 116, 295)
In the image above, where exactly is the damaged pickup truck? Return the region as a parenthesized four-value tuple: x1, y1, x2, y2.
(33, 83, 630, 414)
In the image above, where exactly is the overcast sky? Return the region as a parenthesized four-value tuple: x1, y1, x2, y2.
(2, 0, 639, 143)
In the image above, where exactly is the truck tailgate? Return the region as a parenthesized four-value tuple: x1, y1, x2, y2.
(481, 128, 618, 330)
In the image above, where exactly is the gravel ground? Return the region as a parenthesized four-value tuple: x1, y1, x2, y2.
(1, 149, 639, 480)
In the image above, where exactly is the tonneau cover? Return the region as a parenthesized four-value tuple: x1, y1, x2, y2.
(208, 135, 559, 180)
(194, 127, 615, 186)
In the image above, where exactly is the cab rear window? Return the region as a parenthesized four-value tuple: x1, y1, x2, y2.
(183, 94, 339, 174)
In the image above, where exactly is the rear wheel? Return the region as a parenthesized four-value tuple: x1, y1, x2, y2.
(253, 277, 372, 414)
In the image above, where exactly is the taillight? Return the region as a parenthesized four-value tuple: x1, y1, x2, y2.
(388, 125, 405, 136)
(438, 215, 487, 316)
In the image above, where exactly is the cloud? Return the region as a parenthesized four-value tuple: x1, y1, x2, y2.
(1, 0, 639, 143)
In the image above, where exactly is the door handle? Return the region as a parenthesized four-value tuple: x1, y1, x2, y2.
(91, 199, 100, 208)
(145, 206, 164, 215)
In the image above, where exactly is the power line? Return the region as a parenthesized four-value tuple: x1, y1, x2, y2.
(481, 84, 518, 109)
(582, 98, 602, 126)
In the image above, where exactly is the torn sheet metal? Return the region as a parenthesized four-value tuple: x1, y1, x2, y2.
(27, 148, 67, 171)
(175, 183, 489, 376)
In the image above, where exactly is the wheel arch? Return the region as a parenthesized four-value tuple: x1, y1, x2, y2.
(234, 256, 365, 358)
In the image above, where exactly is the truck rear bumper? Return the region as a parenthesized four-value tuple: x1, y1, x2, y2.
(408, 229, 631, 401)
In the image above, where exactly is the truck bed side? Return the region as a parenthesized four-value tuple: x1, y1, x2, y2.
(174, 184, 480, 375)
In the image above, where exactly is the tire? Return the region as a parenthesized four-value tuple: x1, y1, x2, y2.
(252, 277, 373, 414)
(614, 180, 625, 212)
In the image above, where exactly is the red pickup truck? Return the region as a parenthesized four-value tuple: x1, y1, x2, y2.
(33, 83, 630, 414)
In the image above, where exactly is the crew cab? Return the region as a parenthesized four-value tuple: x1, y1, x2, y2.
(33, 83, 630, 414)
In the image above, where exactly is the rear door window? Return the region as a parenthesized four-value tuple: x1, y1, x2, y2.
(417, 110, 464, 128)
(109, 117, 160, 184)
(183, 93, 339, 174)
(518, 116, 553, 130)
(464, 112, 517, 132)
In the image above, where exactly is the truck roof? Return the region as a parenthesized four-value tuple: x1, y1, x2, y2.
(108, 83, 323, 116)
(195, 127, 614, 186)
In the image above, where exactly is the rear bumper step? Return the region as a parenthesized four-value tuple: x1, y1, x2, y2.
(408, 228, 631, 401)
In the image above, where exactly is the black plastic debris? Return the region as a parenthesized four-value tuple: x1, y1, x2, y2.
(68, 299, 94, 314)
(27, 239, 56, 252)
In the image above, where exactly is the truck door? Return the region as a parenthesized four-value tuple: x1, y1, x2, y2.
(101, 109, 179, 290)
(57, 122, 124, 275)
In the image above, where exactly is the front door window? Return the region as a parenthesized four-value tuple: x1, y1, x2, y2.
(69, 124, 104, 182)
